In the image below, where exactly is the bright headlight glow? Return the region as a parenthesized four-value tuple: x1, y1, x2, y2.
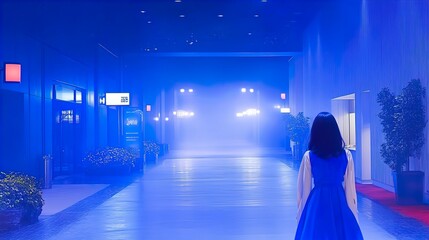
(175, 110, 195, 118)
(246, 109, 258, 115)
(236, 108, 260, 117)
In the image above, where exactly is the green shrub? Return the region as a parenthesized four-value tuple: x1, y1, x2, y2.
(143, 141, 160, 155)
(0, 172, 44, 224)
(82, 147, 136, 171)
(377, 79, 427, 172)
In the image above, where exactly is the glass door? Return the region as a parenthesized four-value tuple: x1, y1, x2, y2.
(52, 85, 84, 177)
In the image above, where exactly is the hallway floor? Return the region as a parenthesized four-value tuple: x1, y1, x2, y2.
(2, 148, 429, 239)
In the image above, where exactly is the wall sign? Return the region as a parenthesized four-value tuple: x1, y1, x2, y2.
(105, 93, 130, 106)
(5, 63, 21, 83)
(123, 108, 142, 157)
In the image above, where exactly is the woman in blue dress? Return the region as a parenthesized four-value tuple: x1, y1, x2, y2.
(295, 112, 363, 240)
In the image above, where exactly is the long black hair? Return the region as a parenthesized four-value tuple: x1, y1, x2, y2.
(308, 112, 345, 158)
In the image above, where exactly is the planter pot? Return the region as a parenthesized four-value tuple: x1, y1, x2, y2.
(0, 209, 23, 231)
(144, 153, 159, 165)
(158, 144, 169, 156)
(392, 171, 425, 205)
(292, 144, 303, 160)
(20, 207, 42, 225)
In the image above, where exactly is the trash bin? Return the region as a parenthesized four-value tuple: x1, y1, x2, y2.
(43, 155, 53, 189)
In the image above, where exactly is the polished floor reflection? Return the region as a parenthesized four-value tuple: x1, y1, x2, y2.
(2, 148, 429, 239)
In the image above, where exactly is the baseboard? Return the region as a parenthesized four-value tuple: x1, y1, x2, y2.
(371, 180, 395, 193)
(356, 178, 372, 184)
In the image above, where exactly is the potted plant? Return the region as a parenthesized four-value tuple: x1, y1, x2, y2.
(82, 147, 136, 175)
(143, 141, 160, 164)
(286, 112, 310, 160)
(377, 79, 427, 204)
(0, 172, 44, 230)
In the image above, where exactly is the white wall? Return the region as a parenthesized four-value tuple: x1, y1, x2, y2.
(289, 0, 429, 198)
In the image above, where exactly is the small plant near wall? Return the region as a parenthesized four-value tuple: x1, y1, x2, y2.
(0, 172, 44, 230)
(286, 112, 310, 159)
(377, 79, 427, 204)
(43, 154, 53, 164)
(143, 141, 160, 156)
(143, 141, 160, 164)
(82, 147, 136, 174)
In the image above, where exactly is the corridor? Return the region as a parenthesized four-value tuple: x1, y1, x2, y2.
(1, 148, 428, 239)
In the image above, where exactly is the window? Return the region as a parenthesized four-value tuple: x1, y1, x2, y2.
(54, 85, 83, 104)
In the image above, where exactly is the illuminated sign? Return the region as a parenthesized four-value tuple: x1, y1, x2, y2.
(105, 93, 130, 106)
(125, 118, 138, 126)
(99, 96, 106, 105)
(5, 63, 21, 83)
(123, 108, 142, 158)
(280, 107, 291, 113)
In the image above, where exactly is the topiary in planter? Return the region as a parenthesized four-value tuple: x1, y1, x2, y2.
(377, 79, 427, 204)
(286, 112, 310, 159)
(82, 147, 136, 175)
(377, 79, 427, 172)
(0, 172, 44, 227)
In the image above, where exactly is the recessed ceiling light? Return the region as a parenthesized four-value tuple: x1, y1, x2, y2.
(248, 32, 252, 36)
(179, 14, 185, 18)
(218, 14, 224, 18)
(175, 0, 182, 2)
(147, 20, 152, 24)
(140, 10, 146, 14)
(254, 14, 259, 17)
(261, 0, 267, 2)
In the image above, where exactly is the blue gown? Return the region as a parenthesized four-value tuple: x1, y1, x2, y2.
(295, 151, 364, 240)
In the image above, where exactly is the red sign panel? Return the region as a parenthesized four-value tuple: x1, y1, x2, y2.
(5, 63, 21, 83)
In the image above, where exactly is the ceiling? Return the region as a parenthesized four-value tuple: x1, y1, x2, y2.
(130, 0, 332, 53)
(2, 0, 333, 55)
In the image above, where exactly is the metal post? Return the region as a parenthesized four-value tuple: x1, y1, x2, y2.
(44, 155, 52, 189)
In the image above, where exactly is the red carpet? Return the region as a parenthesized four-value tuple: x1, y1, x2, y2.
(356, 183, 429, 226)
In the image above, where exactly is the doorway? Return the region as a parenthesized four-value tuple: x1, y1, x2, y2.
(332, 92, 372, 182)
(52, 85, 84, 177)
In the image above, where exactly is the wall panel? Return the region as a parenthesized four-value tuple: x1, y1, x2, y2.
(290, 0, 429, 198)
